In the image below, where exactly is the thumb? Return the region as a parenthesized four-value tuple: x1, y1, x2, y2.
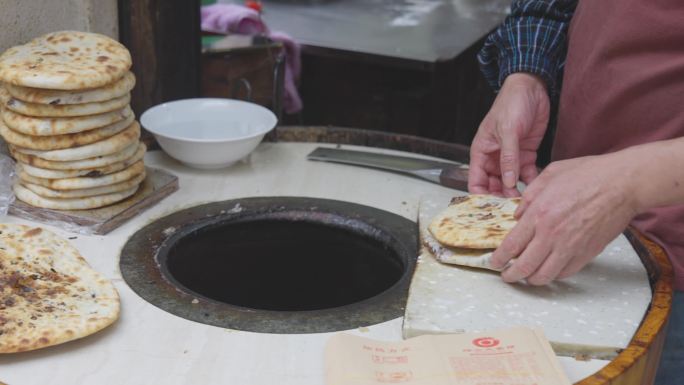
(499, 130, 520, 189)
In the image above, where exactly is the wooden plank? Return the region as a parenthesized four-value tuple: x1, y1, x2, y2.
(9, 167, 178, 235)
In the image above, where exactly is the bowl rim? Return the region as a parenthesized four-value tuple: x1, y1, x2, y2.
(140, 98, 278, 144)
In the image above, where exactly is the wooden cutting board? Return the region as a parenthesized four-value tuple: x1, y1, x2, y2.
(403, 193, 652, 360)
(9, 167, 178, 235)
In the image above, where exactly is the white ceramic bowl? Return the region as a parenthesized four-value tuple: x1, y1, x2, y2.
(140, 98, 277, 169)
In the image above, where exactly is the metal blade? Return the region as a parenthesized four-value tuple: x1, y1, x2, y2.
(307, 147, 462, 172)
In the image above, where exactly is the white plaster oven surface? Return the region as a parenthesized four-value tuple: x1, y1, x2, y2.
(1, 143, 645, 384)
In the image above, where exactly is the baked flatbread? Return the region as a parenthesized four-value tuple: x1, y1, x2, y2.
(14, 183, 138, 210)
(422, 229, 498, 270)
(22, 171, 146, 199)
(0, 224, 119, 353)
(428, 195, 520, 249)
(17, 143, 145, 179)
(4, 71, 135, 105)
(1, 87, 130, 117)
(11, 121, 140, 161)
(0, 113, 133, 150)
(18, 160, 144, 190)
(0, 31, 131, 90)
(419, 196, 507, 271)
(9, 141, 142, 170)
(1, 105, 132, 136)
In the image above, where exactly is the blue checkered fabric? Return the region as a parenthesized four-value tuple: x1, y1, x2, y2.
(478, 0, 578, 95)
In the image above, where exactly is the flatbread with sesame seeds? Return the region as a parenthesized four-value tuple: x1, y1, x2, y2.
(0, 224, 119, 353)
(0, 31, 131, 90)
(428, 194, 520, 249)
(4, 71, 135, 105)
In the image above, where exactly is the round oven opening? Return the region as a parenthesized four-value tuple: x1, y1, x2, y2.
(161, 218, 405, 311)
(121, 197, 417, 333)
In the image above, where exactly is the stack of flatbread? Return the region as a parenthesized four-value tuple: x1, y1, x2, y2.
(0, 224, 119, 353)
(425, 194, 520, 270)
(0, 31, 146, 210)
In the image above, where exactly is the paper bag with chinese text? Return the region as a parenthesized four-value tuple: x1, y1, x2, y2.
(325, 327, 571, 385)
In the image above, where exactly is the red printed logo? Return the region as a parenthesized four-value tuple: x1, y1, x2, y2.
(472, 337, 500, 348)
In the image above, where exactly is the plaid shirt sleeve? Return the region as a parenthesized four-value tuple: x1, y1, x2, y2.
(478, 0, 578, 95)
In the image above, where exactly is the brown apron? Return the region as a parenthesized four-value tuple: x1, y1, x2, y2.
(553, 0, 684, 290)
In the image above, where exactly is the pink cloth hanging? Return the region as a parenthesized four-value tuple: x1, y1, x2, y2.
(201, 4, 303, 114)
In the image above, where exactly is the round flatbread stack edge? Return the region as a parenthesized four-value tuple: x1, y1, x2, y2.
(1, 104, 132, 136)
(18, 143, 145, 179)
(18, 160, 145, 191)
(9, 141, 142, 170)
(2, 90, 131, 117)
(10, 120, 141, 161)
(0, 224, 119, 353)
(13, 183, 139, 210)
(4, 71, 135, 105)
(23, 171, 146, 199)
(0, 31, 146, 211)
(0, 113, 134, 150)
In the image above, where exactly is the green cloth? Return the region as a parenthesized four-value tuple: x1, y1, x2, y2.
(201, 35, 225, 48)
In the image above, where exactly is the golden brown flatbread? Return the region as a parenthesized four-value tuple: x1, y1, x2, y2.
(0, 31, 131, 90)
(0, 224, 119, 353)
(428, 194, 520, 249)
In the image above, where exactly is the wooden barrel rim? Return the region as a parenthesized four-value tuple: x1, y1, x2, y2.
(268, 125, 674, 385)
(576, 230, 673, 385)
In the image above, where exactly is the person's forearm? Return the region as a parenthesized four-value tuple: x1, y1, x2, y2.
(621, 137, 684, 212)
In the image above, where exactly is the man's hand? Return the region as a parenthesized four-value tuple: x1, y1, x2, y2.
(469, 73, 550, 197)
(490, 154, 640, 285)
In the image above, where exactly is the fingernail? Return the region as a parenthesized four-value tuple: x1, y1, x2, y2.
(503, 171, 515, 187)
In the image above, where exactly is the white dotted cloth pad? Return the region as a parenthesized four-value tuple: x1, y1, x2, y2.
(403, 194, 652, 359)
